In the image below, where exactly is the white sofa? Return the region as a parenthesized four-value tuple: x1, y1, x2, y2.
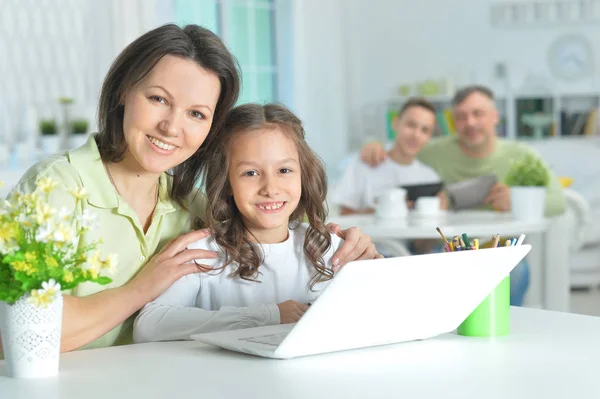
(529, 137, 600, 289)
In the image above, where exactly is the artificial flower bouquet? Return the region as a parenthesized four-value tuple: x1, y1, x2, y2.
(0, 177, 116, 378)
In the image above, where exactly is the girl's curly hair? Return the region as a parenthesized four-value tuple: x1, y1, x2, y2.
(195, 103, 333, 288)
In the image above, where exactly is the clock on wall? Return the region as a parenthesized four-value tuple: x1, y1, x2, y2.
(547, 34, 594, 81)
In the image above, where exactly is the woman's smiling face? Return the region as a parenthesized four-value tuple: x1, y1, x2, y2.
(121, 54, 222, 174)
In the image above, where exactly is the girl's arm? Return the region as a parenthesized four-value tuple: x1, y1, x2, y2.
(133, 274, 280, 343)
(60, 229, 217, 352)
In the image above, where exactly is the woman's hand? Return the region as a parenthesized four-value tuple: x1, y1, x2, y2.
(277, 300, 309, 324)
(127, 229, 218, 303)
(327, 223, 383, 271)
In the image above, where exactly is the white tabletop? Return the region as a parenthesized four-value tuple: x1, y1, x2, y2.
(2, 307, 599, 398)
(330, 210, 549, 239)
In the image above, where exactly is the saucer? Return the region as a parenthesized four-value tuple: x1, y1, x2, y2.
(410, 210, 447, 218)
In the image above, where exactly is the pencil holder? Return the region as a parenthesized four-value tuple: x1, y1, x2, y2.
(457, 275, 510, 337)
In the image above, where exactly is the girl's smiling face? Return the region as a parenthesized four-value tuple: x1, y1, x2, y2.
(227, 127, 302, 243)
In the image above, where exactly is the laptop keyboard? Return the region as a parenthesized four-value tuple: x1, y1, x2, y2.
(239, 332, 289, 347)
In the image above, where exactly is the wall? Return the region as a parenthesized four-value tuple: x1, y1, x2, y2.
(341, 0, 600, 146)
(1, 0, 112, 145)
(0, 0, 163, 147)
(288, 0, 350, 180)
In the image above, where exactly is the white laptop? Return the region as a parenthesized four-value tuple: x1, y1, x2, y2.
(191, 245, 531, 359)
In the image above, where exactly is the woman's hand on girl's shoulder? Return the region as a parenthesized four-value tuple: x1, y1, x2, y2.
(326, 223, 382, 272)
(127, 229, 219, 303)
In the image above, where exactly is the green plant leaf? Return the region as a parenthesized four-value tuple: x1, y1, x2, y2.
(94, 276, 113, 285)
(504, 153, 550, 187)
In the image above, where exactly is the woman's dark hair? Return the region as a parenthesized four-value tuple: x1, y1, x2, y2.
(96, 24, 240, 207)
(197, 103, 333, 289)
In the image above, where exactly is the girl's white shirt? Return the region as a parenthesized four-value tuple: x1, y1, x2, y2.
(133, 223, 344, 343)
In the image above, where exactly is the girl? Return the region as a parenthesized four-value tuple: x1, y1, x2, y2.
(4, 25, 377, 354)
(133, 104, 381, 342)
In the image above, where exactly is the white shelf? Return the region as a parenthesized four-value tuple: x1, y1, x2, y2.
(385, 92, 600, 141)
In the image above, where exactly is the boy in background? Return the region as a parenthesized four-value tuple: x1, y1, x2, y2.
(332, 98, 444, 214)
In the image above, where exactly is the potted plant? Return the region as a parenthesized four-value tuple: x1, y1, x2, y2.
(504, 152, 550, 222)
(71, 119, 88, 135)
(39, 119, 57, 136)
(39, 119, 59, 155)
(0, 177, 116, 378)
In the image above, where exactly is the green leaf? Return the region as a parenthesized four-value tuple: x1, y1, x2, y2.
(93, 276, 113, 285)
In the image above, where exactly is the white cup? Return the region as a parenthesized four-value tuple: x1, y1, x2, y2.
(414, 196, 441, 215)
(376, 188, 408, 219)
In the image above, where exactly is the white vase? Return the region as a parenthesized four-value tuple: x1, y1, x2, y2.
(510, 186, 547, 222)
(0, 293, 63, 378)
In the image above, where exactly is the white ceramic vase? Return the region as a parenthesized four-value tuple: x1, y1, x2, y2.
(0, 293, 63, 378)
(510, 186, 547, 222)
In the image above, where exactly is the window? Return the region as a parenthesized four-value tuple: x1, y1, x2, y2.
(174, 0, 277, 105)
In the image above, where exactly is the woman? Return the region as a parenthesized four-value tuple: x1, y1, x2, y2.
(5, 24, 379, 352)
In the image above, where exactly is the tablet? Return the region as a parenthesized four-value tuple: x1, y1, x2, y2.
(445, 175, 498, 210)
(400, 182, 444, 202)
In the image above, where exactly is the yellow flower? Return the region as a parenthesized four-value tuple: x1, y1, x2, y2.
(53, 223, 75, 247)
(12, 260, 35, 275)
(11, 260, 27, 271)
(20, 192, 40, 210)
(0, 222, 19, 254)
(28, 289, 44, 307)
(15, 213, 34, 228)
(85, 251, 118, 276)
(24, 252, 37, 263)
(63, 271, 74, 283)
(41, 279, 61, 298)
(69, 188, 88, 201)
(0, 221, 16, 241)
(84, 251, 102, 279)
(35, 202, 56, 225)
(101, 253, 119, 275)
(36, 177, 59, 194)
(27, 289, 53, 308)
(28, 279, 61, 308)
(0, 180, 4, 188)
(44, 255, 59, 269)
(88, 251, 103, 269)
(86, 268, 99, 279)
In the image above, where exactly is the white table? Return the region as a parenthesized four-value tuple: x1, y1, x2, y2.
(330, 211, 570, 312)
(1, 308, 598, 398)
